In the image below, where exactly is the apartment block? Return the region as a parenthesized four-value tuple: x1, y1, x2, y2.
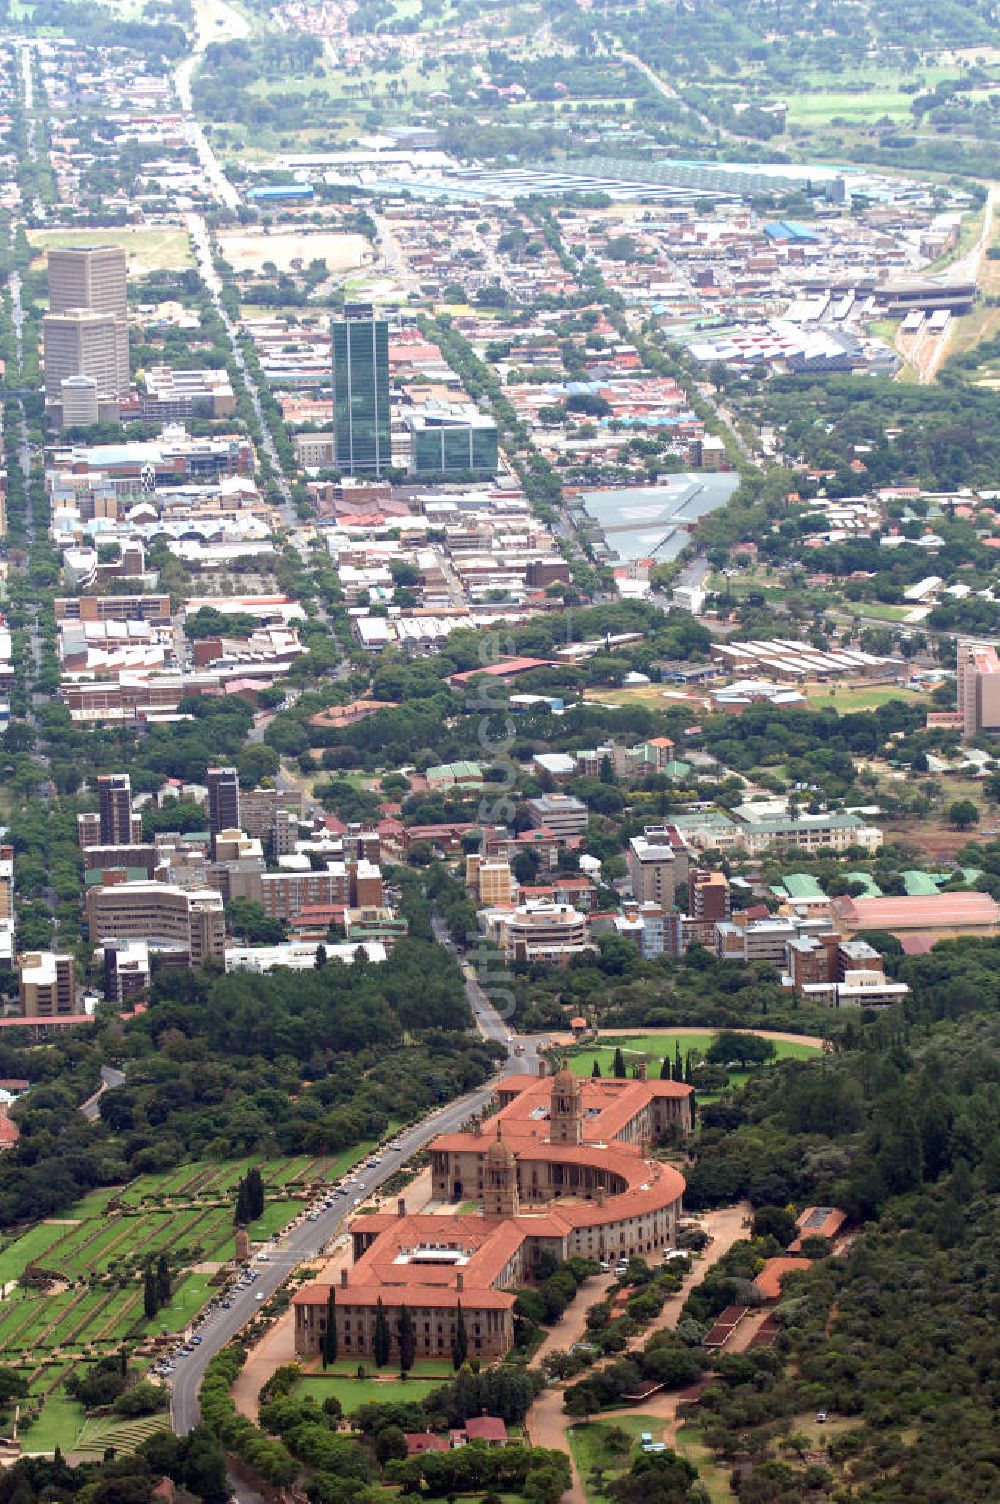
(524, 794, 589, 840)
(97, 773, 143, 846)
(488, 901, 593, 964)
(207, 767, 240, 858)
(100, 938, 151, 1004)
(956, 640, 1000, 738)
(689, 868, 731, 922)
(19, 951, 77, 1018)
(628, 830, 690, 910)
(258, 861, 382, 921)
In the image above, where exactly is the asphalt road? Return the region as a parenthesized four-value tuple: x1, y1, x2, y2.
(80, 1066, 128, 1122)
(170, 932, 545, 1434)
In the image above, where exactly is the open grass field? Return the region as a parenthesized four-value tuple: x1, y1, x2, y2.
(583, 685, 691, 710)
(217, 229, 369, 275)
(28, 227, 193, 275)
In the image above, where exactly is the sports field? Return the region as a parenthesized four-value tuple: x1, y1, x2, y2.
(28, 227, 193, 274)
(802, 682, 929, 713)
(785, 87, 912, 125)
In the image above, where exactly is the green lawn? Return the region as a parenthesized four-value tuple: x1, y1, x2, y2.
(246, 1198, 301, 1242)
(786, 87, 912, 124)
(0, 1224, 67, 1284)
(566, 1031, 821, 1080)
(20, 1395, 86, 1454)
(295, 1375, 442, 1411)
(803, 684, 929, 713)
(568, 1414, 649, 1474)
(144, 1273, 215, 1337)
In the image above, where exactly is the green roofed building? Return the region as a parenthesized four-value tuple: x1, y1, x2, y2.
(426, 761, 483, 790)
(844, 871, 882, 897)
(782, 873, 826, 900)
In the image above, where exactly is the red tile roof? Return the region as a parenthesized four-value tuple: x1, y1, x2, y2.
(754, 1256, 812, 1301)
(405, 1433, 448, 1456)
(464, 1416, 507, 1444)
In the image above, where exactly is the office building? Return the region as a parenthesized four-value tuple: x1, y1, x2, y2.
(48, 245, 128, 320)
(956, 640, 1000, 738)
(294, 1069, 692, 1364)
(140, 367, 236, 421)
(47, 244, 129, 395)
(61, 376, 99, 427)
(207, 767, 240, 858)
(407, 409, 498, 476)
(43, 311, 123, 412)
(86, 879, 226, 966)
(98, 773, 141, 847)
(19, 951, 77, 1018)
(332, 304, 391, 476)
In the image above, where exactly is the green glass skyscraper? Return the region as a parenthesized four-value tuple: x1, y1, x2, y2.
(332, 303, 391, 475)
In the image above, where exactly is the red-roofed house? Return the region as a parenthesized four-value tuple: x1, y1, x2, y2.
(789, 1206, 847, 1252)
(462, 1415, 507, 1446)
(405, 1433, 449, 1457)
(0, 1109, 19, 1149)
(754, 1256, 812, 1301)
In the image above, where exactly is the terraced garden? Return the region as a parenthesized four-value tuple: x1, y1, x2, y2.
(0, 1147, 378, 1455)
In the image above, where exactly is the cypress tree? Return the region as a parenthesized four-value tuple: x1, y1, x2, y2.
(249, 1168, 265, 1221)
(592, 1060, 602, 1078)
(613, 1047, 626, 1078)
(373, 1296, 391, 1368)
(234, 1176, 248, 1226)
(659, 1055, 671, 1080)
(673, 1042, 683, 1081)
(315, 944, 327, 968)
(322, 1288, 337, 1368)
(451, 1301, 468, 1370)
(143, 1264, 157, 1320)
(398, 1305, 415, 1374)
(155, 1252, 170, 1308)
(684, 1052, 694, 1086)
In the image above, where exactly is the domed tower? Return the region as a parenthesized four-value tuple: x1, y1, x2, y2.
(550, 1066, 583, 1146)
(483, 1126, 519, 1218)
